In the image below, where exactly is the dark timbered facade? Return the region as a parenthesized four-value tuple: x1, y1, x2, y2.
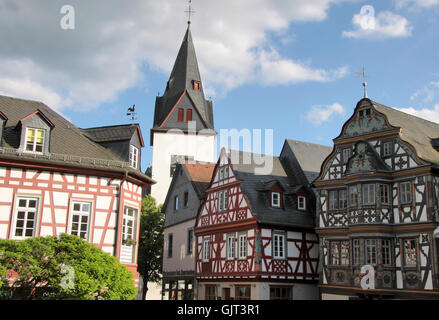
(314, 97, 439, 299)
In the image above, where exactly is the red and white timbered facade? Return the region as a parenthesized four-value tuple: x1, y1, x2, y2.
(195, 149, 320, 300)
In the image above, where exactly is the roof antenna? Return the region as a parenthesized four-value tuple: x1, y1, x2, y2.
(185, 0, 195, 26)
(355, 67, 368, 99)
(126, 104, 137, 123)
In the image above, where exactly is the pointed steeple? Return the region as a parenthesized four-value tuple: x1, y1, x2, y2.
(152, 24, 214, 133)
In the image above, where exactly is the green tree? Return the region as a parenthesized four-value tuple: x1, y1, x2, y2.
(0, 234, 136, 300)
(137, 194, 164, 300)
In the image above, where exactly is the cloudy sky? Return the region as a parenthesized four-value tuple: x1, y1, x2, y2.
(0, 0, 438, 170)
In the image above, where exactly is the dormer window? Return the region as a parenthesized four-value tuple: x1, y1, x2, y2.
(298, 196, 306, 210)
(129, 145, 139, 169)
(271, 192, 281, 208)
(219, 166, 229, 180)
(25, 128, 45, 153)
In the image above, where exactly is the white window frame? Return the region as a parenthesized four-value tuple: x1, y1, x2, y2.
(342, 148, 352, 163)
(382, 239, 392, 266)
(383, 142, 393, 156)
(226, 234, 236, 260)
(129, 145, 139, 168)
(400, 182, 412, 204)
(298, 196, 306, 210)
(362, 184, 375, 205)
(11, 197, 39, 240)
(68, 200, 92, 240)
(202, 238, 210, 262)
(24, 127, 45, 153)
(365, 239, 377, 265)
(379, 184, 390, 205)
(271, 192, 280, 208)
(238, 233, 247, 260)
(353, 239, 360, 265)
(218, 190, 228, 212)
(273, 233, 286, 260)
(328, 190, 338, 210)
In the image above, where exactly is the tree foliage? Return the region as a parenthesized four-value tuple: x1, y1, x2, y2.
(0, 234, 136, 300)
(137, 194, 164, 300)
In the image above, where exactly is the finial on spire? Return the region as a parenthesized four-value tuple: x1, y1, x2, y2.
(185, 0, 196, 25)
(355, 67, 368, 99)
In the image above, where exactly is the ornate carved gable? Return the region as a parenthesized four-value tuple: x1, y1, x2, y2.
(345, 141, 390, 175)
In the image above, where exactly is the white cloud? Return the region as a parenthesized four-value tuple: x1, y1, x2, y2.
(306, 102, 346, 125)
(342, 10, 413, 40)
(396, 105, 439, 123)
(394, 0, 439, 9)
(410, 82, 439, 103)
(0, 0, 350, 111)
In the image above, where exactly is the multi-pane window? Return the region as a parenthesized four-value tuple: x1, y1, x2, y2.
(187, 229, 194, 255)
(330, 241, 349, 265)
(342, 148, 352, 163)
(219, 166, 229, 180)
(129, 145, 139, 168)
(202, 238, 210, 262)
(205, 286, 216, 300)
(238, 233, 247, 259)
(271, 192, 281, 208)
(270, 286, 292, 300)
(13, 197, 39, 239)
(167, 233, 173, 258)
(226, 234, 236, 260)
(349, 186, 358, 207)
(273, 233, 286, 259)
(400, 182, 412, 204)
(362, 184, 375, 205)
(339, 190, 347, 209)
(298, 196, 306, 210)
(383, 142, 393, 156)
(69, 201, 91, 240)
(403, 239, 417, 267)
(365, 239, 377, 264)
(379, 184, 390, 204)
(218, 190, 228, 212)
(382, 239, 392, 265)
(235, 286, 251, 300)
(328, 190, 338, 210)
(353, 239, 361, 265)
(25, 128, 44, 153)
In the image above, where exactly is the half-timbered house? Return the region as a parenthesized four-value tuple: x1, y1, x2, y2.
(0, 95, 154, 286)
(195, 140, 332, 300)
(314, 97, 439, 299)
(162, 161, 215, 300)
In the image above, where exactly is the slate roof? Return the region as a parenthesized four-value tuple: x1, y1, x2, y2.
(228, 149, 316, 230)
(82, 124, 142, 145)
(152, 25, 214, 131)
(0, 95, 154, 184)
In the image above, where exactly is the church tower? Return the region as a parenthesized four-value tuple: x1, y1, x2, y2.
(150, 23, 217, 204)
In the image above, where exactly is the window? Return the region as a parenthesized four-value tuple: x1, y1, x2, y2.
(342, 148, 352, 163)
(273, 233, 286, 259)
(205, 285, 216, 300)
(202, 238, 210, 262)
(193, 81, 201, 91)
(379, 184, 390, 204)
(167, 233, 173, 258)
(13, 197, 39, 239)
(362, 184, 375, 205)
(329, 190, 338, 210)
(219, 166, 229, 180)
(339, 190, 347, 209)
(121, 206, 138, 263)
(184, 191, 189, 207)
(174, 195, 179, 211)
(271, 192, 281, 208)
(383, 142, 393, 156)
(330, 241, 349, 265)
(218, 190, 228, 212)
(298, 196, 306, 210)
(187, 229, 194, 255)
(382, 239, 391, 266)
(177, 108, 184, 122)
(235, 286, 251, 300)
(400, 182, 412, 204)
(270, 286, 292, 300)
(353, 239, 360, 265)
(129, 145, 139, 168)
(403, 239, 417, 267)
(25, 128, 44, 153)
(349, 186, 358, 207)
(186, 109, 193, 122)
(226, 234, 235, 260)
(365, 239, 377, 264)
(69, 201, 91, 240)
(238, 233, 247, 259)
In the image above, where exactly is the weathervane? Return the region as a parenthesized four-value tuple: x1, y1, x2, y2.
(185, 0, 195, 25)
(126, 104, 137, 122)
(355, 67, 368, 99)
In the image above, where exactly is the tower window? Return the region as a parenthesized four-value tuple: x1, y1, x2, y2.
(193, 81, 201, 91)
(186, 109, 192, 122)
(177, 108, 184, 122)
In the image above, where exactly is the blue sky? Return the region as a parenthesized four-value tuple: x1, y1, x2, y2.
(1, 0, 439, 171)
